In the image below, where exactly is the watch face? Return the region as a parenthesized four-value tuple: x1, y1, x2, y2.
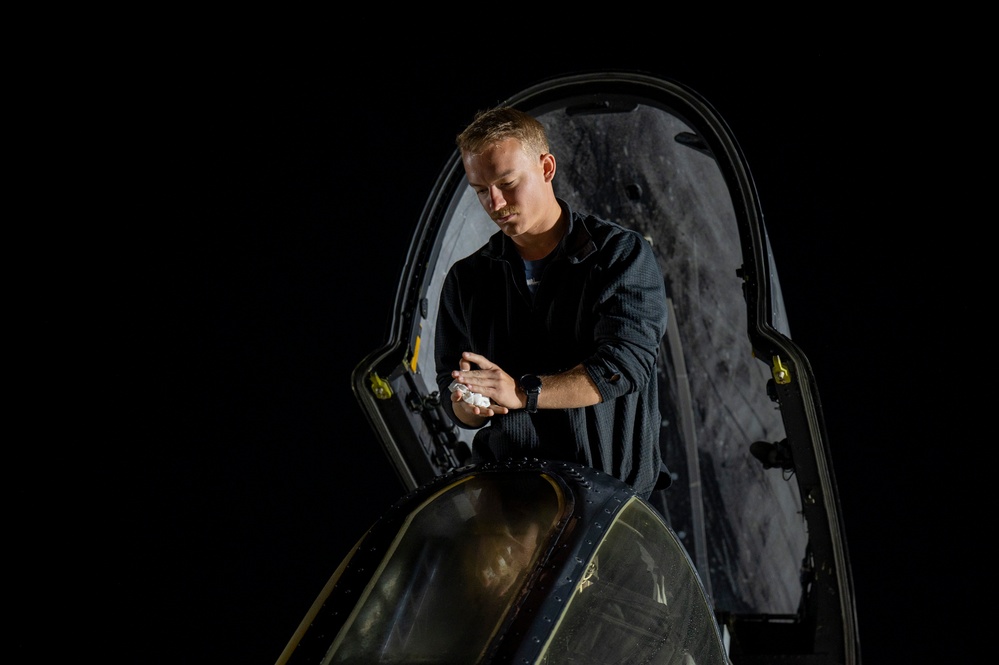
(521, 374, 542, 393)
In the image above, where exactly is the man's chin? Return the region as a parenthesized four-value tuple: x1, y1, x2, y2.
(498, 221, 523, 237)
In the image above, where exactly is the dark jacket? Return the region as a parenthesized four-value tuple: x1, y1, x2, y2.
(435, 199, 668, 498)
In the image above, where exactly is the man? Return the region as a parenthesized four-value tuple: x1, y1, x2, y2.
(434, 106, 670, 499)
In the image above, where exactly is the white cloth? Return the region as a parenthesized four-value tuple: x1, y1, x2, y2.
(448, 380, 490, 408)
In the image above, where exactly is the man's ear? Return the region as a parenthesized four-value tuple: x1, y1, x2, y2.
(541, 152, 556, 182)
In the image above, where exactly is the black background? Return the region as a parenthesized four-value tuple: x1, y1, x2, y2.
(49, 44, 981, 663)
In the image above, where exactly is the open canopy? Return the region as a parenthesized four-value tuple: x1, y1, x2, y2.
(342, 71, 858, 664)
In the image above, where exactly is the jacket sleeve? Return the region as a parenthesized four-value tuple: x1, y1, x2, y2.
(583, 231, 668, 402)
(434, 264, 480, 429)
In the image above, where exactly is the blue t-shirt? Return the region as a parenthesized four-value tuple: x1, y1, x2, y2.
(524, 254, 552, 295)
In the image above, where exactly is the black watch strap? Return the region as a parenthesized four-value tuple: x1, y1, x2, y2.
(520, 374, 542, 413)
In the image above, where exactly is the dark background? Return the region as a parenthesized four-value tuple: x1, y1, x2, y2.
(53, 46, 980, 663)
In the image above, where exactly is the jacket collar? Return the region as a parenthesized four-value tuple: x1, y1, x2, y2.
(484, 198, 598, 264)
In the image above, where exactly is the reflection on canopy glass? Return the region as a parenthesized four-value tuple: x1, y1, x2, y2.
(326, 473, 562, 664)
(539, 497, 727, 665)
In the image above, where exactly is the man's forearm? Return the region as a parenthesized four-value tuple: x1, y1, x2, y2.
(532, 364, 602, 409)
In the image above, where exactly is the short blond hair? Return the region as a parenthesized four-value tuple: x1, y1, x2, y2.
(456, 106, 549, 158)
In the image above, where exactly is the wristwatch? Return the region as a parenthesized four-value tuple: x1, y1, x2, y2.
(520, 374, 542, 414)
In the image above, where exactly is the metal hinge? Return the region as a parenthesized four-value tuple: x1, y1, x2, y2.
(772, 356, 791, 385)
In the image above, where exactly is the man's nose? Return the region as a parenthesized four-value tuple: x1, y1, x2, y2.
(488, 187, 505, 211)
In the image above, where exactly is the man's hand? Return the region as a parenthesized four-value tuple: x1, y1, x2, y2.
(451, 352, 519, 421)
(450, 387, 508, 425)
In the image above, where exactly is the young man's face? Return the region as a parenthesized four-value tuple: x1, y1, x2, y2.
(463, 137, 555, 239)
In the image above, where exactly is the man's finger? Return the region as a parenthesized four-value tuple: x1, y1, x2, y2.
(462, 351, 492, 368)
